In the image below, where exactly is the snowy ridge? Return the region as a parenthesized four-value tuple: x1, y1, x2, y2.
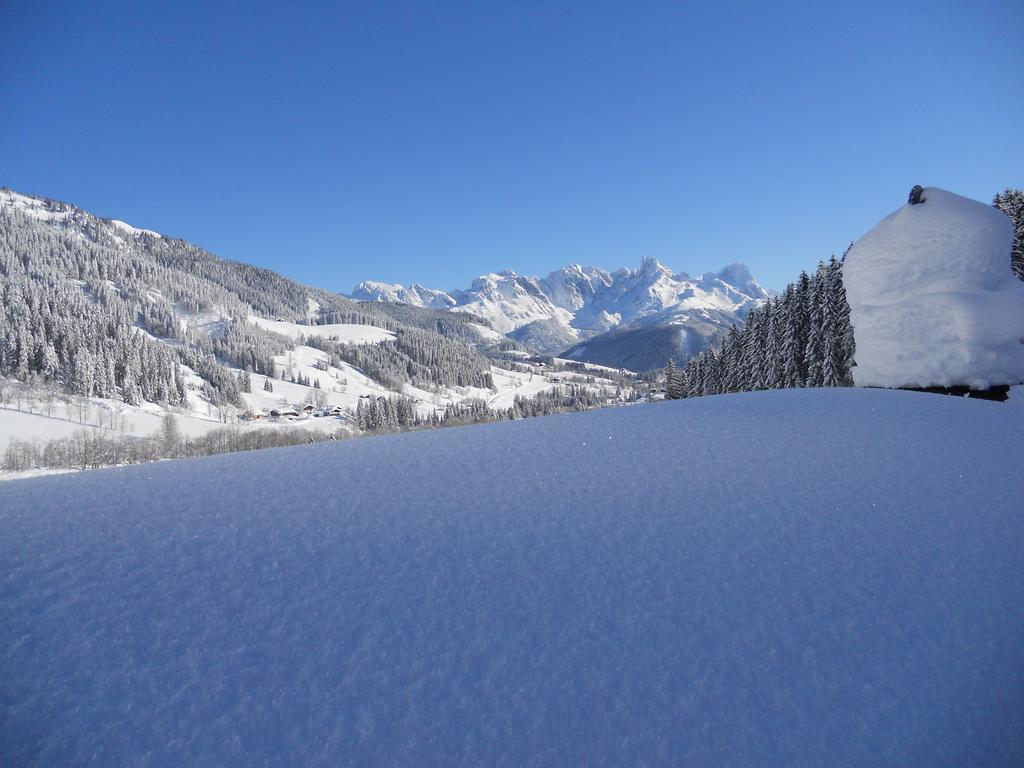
(0, 189, 78, 224)
(350, 280, 456, 310)
(1, 388, 1022, 764)
(1, 188, 162, 239)
(109, 219, 162, 239)
(351, 257, 771, 361)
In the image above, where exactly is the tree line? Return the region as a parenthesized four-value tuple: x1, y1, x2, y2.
(3, 380, 621, 473)
(2, 418, 348, 472)
(665, 255, 854, 398)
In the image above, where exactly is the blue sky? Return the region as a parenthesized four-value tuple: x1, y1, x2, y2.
(2, 1, 1021, 292)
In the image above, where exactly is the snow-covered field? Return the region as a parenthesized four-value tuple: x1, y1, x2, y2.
(0, 352, 624, 479)
(248, 316, 396, 344)
(2, 388, 1021, 765)
(0, 397, 231, 446)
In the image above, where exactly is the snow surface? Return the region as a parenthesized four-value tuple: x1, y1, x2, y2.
(465, 321, 506, 343)
(0, 190, 163, 240)
(845, 187, 1024, 389)
(248, 316, 396, 344)
(109, 219, 161, 238)
(2, 388, 1022, 766)
(0, 189, 75, 224)
(0, 467, 75, 483)
(551, 357, 626, 374)
(0, 393, 236, 448)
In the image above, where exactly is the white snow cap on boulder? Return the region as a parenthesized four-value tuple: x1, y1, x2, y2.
(844, 186, 1024, 389)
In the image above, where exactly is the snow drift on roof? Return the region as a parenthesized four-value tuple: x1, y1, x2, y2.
(844, 186, 1024, 389)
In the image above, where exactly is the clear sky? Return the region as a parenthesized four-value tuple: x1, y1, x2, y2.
(2, 1, 1021, 292)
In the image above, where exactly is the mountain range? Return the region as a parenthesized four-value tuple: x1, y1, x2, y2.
(352, 259, 771, 370)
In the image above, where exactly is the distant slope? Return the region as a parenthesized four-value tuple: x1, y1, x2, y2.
(560, 308, 745, 372)
(2, 388, 1022, 765)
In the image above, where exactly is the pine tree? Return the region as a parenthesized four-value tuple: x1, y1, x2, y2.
(831, 256, 856, 385)
(763, 299, 785, 390)
(704, 348, 722, 395)
(993, 189, 1024, 280)
(781, 285, 804, 388)
(820, 257, 844, 387)
(664, 359, 682, 399)
(721, 325, 744, 393)
(804, 265, 825, 388)
(737, 307, 761, 390)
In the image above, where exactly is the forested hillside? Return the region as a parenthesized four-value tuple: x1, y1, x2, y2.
(0, 190, 506, 410)
(1, 189, 643, 474)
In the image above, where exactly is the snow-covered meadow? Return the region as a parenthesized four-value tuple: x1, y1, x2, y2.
(0, 334, 626, 479)
(2, 388, 1021, 765)
(247, 316, 397, 344)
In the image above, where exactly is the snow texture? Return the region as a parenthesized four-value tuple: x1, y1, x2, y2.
(1, 388, 1023, 766)
(247, 316, 396, 344)
(844, 187, 1024, 388)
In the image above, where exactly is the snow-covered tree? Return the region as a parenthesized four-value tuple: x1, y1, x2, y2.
(664, 359, 682, 399)
(677, 258, 855, 398)
(993, 189, 1024, 280)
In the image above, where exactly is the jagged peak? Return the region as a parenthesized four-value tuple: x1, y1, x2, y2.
(639, 255, 668, 273)
(715, 262, 753, 284)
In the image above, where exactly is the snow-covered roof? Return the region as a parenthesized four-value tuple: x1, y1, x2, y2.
(844, 187, 1024, 389)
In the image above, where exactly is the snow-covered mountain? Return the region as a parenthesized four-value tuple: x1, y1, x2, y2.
(352, 257, 771, 367)
(349, 280, 457, 310)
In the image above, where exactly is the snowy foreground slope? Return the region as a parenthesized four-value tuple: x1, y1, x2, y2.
(845, 187, 1024, 389)
(2, 389, 1023, 766)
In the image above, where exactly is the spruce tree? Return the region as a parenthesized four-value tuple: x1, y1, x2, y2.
(993, 189, 1024, 280)
(763, 298, 785, 390)
(664, 359, 682, 399)
(781, 286, 804, 388)
(738, 307, 762, 390)
(804, 265, 826, 387)
(820, 257, 845, 387)
(721, 326, 744, 393)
